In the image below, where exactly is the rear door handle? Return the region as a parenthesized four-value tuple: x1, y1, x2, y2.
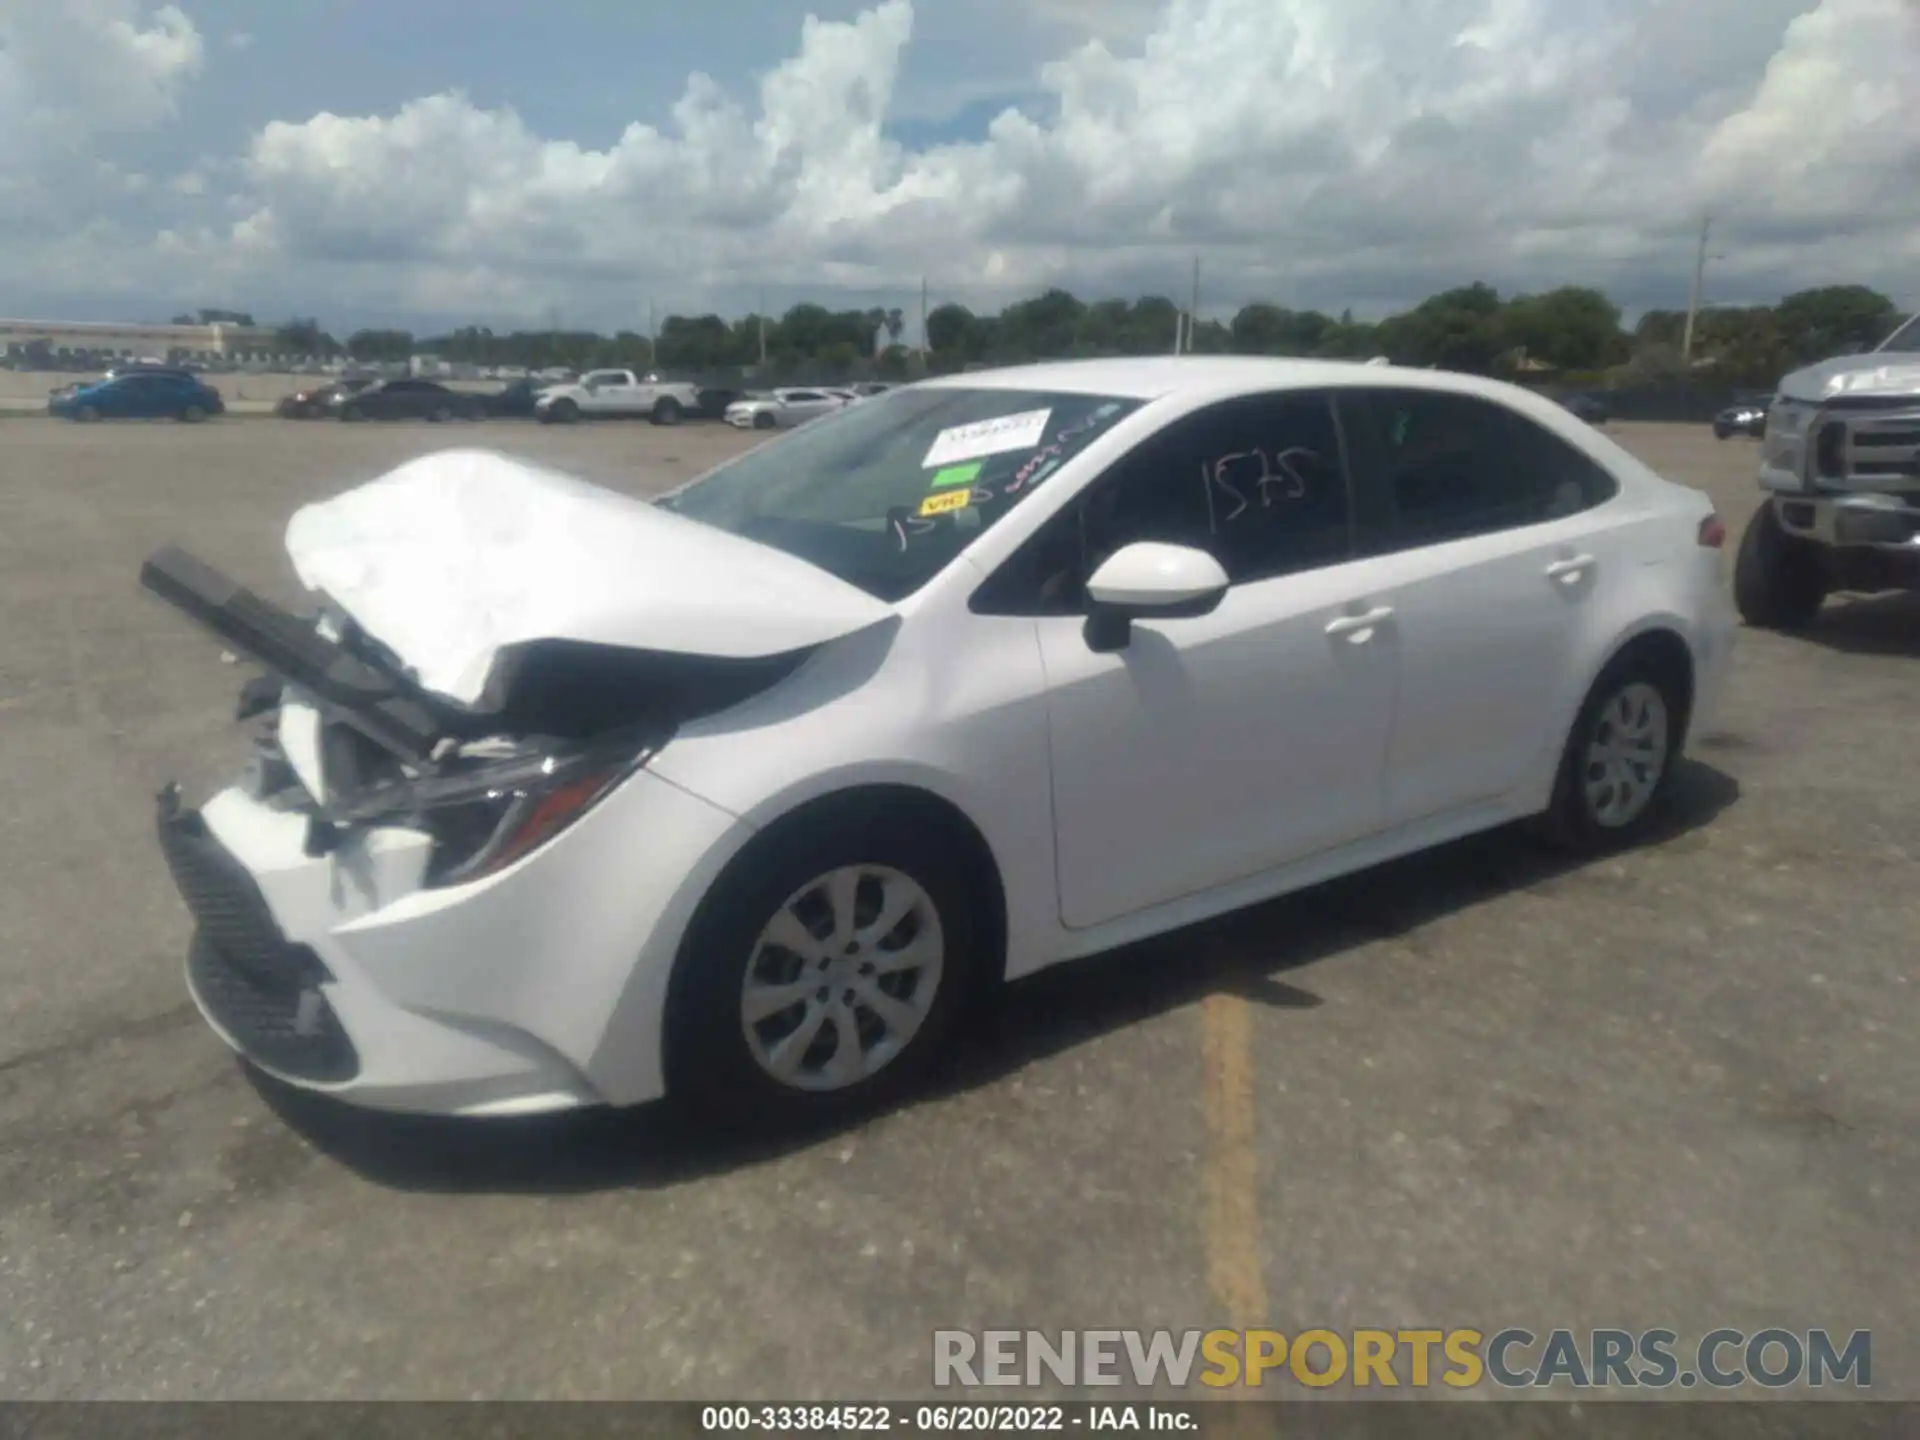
(1325, 606, 1395, 640)
(1545, 554, 1596, 582)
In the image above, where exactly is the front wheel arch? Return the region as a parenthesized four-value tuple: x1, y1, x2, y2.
(661, 785, 1009, 1096)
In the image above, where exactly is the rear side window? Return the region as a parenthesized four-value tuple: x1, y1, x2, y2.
(1340, 389, 1617, 549)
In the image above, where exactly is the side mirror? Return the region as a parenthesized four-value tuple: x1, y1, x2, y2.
(1083, 542, 1229, 653)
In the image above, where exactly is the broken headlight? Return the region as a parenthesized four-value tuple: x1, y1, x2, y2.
(328, 731, 652, 886)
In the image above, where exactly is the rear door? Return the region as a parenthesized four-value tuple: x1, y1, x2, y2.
(1336, 387, 1627, 825)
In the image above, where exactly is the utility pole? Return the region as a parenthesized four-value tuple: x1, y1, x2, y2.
(1186, 254, 1201, 354)
(1681, 215, 1711, 366)
(757, 288, 768, 367)
(919, 275, 929, 358)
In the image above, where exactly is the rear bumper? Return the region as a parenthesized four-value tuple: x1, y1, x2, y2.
(155, 762, 748, 1116)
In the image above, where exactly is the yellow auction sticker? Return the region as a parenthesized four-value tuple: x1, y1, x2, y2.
(919, 488, 972, 517)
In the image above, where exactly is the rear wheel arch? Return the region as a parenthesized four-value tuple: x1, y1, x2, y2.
(1592, 626, 1695, 751)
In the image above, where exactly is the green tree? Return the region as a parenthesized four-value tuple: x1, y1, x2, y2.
(1774, 285, 1898, 365)
(1501, 287, 1627, 370)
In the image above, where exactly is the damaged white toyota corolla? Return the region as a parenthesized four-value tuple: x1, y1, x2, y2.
(147, 358, 1735, 1126)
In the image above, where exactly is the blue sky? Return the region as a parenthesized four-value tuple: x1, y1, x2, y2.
(0, 0, 1913, 335)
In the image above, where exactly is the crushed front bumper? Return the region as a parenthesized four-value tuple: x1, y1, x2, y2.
(154, 763, 746, 1117)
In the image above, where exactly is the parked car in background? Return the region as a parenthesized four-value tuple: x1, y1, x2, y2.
(1712, 395, 1770, 440)
(49, 370, 224, 422)
(723, 387, 851, 430)
(533, 369, 703, 425)
(1734, 317, 1920, 628)
(480, 377, 548, 419)
(279, 377, 374, 419)
(332, 379, 485, 423)
(144, 357, 1733, 1129)
(1558, 392, 1611, 426)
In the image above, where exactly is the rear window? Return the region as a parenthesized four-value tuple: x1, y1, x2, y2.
(660, 387, 1142, 601)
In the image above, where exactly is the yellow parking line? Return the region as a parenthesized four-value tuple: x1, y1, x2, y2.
(1200, 991, 1267, 1330)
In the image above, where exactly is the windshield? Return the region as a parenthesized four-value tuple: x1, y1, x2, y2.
(1878, 313, 1920, 353)
(660, 385, 1142, 601)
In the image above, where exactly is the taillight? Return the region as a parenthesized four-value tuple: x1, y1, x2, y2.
(1697, 513, 1726, 548)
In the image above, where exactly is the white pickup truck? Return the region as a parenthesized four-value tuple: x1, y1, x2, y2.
(1735, 313, 1920, 628)
(534, 369, 703, 426)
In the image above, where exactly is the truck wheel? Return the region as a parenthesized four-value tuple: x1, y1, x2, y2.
(1734, 498, 1827, 630)
(546, 398, 579, 424)
(650, 397, 684, 426)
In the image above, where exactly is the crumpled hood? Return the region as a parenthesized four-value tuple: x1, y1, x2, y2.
(1778, 353, 1920, 404)
(284, 448, 893, 706)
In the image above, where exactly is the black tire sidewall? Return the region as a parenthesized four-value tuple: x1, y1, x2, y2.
(754, 412, 776, 429)
(653, 399, 682, 425)
(1733, 497, 1826, 629)
(666, 813, 983, 1129)
(1545, 653, 1684, 852)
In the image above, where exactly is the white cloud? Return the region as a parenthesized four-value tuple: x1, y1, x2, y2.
(0, 0, 201, 139)
(5, 0, 1919, 325)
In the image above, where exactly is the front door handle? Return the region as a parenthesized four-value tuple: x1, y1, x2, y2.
(1326, 606, 1395, 640)
(1545, 554, 1596, 583)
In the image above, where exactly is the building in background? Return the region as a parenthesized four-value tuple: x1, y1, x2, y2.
(0, 317, 280, 367)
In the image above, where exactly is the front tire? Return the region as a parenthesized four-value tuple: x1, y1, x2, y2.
(181, 404, 206, 423)
(665, 809, 985, 1131)
(1734, 497, 1827, 629)
(1538, 652, 1684, 853)
(74, 405, 100, 423)
(544, 398, 579, 425)
(753, 411, 777, 430)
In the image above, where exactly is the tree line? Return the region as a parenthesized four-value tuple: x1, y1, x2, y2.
(265, 283, 1906, 387)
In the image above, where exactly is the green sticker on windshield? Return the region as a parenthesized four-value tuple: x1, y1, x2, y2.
(930, 461, 982, 489)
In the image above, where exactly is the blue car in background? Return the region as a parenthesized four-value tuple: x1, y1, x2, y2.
(48, 369, 225, 422)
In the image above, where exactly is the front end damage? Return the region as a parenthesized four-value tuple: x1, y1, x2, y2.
(141, 546, 788, 1114)
(1760, 371, 1920, 592)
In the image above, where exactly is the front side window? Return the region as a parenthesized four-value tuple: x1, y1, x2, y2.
(972, 392, 1353, 615)
(1340, 389, 1615, 549)
(659, 386, 1143, 602)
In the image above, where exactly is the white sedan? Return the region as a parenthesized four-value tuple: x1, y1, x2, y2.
(144, 357, 1735, 1128)
(724, 387, 850, 430)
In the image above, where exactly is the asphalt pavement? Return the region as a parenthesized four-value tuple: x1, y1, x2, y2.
(0, 418, 1913, 1400)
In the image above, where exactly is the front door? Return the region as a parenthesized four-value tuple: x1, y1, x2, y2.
(1033, 392, 1399, 930)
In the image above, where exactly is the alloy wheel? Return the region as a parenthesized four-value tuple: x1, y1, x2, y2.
(1582, 681, 1669, 828)
(739, 864, 945, 1092)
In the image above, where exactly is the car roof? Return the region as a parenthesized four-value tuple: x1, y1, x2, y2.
(917, 355, 1529, 404)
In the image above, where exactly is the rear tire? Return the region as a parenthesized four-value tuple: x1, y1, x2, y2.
(650, 397, 684, 426)
(665, 807, 987, 1132)
(181, 404, 206, 423)
(1537, 649, 1685, 854)
(1733, 497, 1827, 630)
(428, 404, 453, 423)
